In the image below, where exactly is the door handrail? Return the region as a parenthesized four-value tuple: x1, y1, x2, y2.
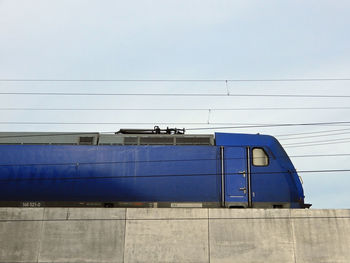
(220, 146, 225, 207)
(247, 146, 252, 208)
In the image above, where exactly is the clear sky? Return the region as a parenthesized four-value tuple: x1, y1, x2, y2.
(0, 0, 349, 208)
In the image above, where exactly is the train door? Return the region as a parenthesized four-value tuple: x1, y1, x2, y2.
(222, 147, 249, 207)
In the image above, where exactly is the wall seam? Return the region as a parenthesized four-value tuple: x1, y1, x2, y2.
(36, 208, 46, 263)
(207, 208, 211, 263)
(290, 210, 297, 263)
(122, 208, 127, 263)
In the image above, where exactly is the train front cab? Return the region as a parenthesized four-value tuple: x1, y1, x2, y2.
(216, 133, 309, 209)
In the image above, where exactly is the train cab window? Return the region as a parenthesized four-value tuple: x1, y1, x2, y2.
(252, 148, 269, 166)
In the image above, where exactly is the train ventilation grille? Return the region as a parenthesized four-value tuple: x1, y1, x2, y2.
(140, 137, 174, 145)
(79, 137, 94, 145)
(175, 137, 212, 145)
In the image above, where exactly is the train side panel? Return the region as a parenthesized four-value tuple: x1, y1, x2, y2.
(0, 145, 222, 206)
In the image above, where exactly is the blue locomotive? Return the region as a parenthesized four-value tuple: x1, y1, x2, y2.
(0, 127, 310, 208)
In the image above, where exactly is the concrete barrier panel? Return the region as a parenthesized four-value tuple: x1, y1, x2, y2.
(0, 208, 44, 263)
(38, 208, 126, 263)
(124, 208, 209, 263)
(209, 209, 295, 263)
(0, 221, 42, 263)
(291, 209, 350, 263)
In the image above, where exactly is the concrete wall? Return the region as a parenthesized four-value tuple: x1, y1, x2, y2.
(0, 208, 349, 263)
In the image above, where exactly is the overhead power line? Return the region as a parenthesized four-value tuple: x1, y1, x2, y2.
(279, 131, 350, 140)
(0, 169, 349, 182)
(283, 136, 350, 146)
(290, 153, 350, 158)
(0, 132, 113, 139)
(285, 138, 350, 148)
(0, 128, 349, 139)
(1, 121, 350, 128)
(0, 153, 349, 168)
(0, 128, 348, 140)
(186, 121, 350, 130)
(0, 78, 350, 82)
(1, 92, 350, 98)
(1, 107, 350, 111)
(1, 121, 350, 127)
(275, 127, 350, 137)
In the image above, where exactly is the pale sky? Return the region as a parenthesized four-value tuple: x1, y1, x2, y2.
(0, 0, 350, 208)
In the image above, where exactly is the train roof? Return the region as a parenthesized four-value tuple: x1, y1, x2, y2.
(0, 131, 278, 148)
(0, 132, 215, 146)
(215, 132, 278, 147)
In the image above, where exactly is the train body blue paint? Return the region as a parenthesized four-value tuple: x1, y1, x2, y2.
(0, 131, 309, 208)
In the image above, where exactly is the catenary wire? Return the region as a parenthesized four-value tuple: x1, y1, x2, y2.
(1, 92, 350, 98)
(274, 127, 350, 137)
(285, 139, 350, 148)
(1, 78, 350, 82)
(0, 169, 349, 183)
(186, 121, 350, 130)
(2, 121, 350, 127)
(0, 153, 349, 168)
(0, 132, 116, 139)
(283, 136, 350, 146)
(0, 127, 349, 139)
(2, 127, 348, 142)
(1, 107, 350, 111)
(0, 129, 350, 143)
(278, 131, 350, 140)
